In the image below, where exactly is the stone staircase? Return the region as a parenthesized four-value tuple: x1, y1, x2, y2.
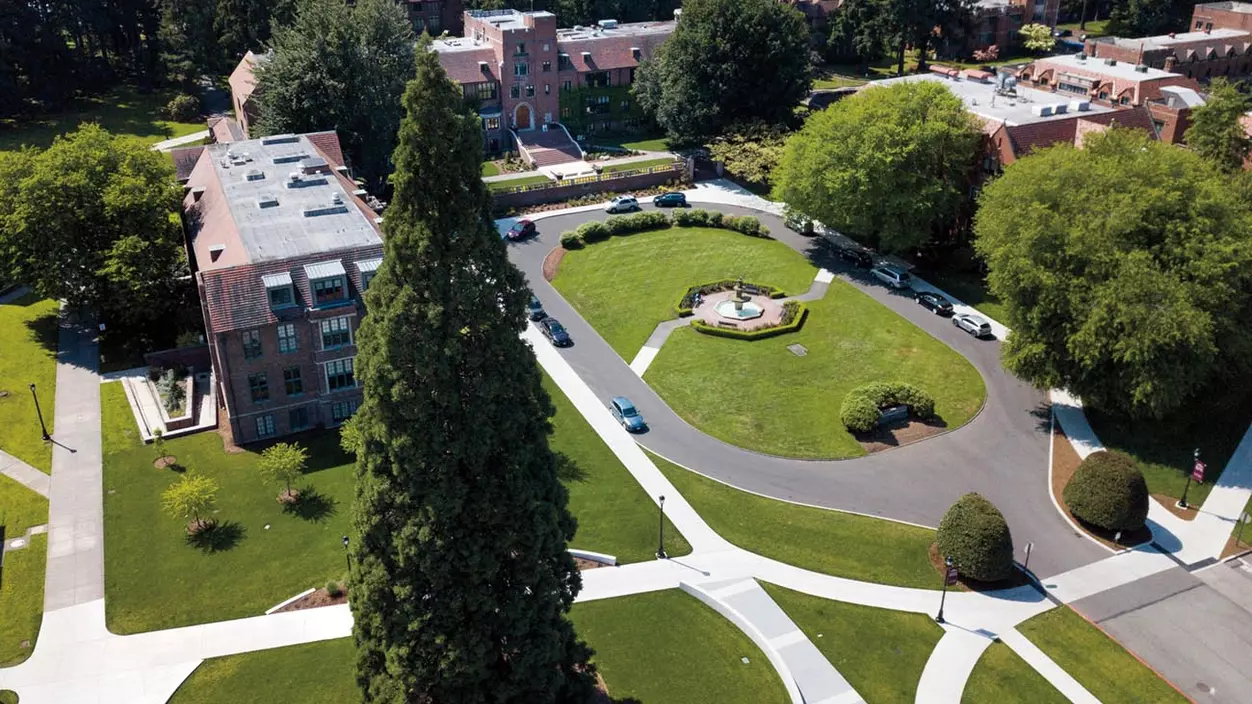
(514, 127, 583, 168)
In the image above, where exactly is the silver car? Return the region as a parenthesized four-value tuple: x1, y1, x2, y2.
(605, 195, 640, 213)
(952, 313, 992, 338)
(871, 265, 912, 289)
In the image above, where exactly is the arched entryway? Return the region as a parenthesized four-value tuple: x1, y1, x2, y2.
(513, 103, 534, 131)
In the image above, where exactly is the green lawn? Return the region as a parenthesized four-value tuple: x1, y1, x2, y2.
(592, 133, 673, 153)
(813, 68, 869, 90)
(646, 280, 986, 459)
(0, 533, 46, 666)
(0, 86, 205, 152)
(487, 173, 551, 192)
(0, 474, 48, 538)
(1056, 19, 1110, 37)
(600, 157, 676, 174)
(652, 452, 939, 588)
(552, 226, 818, 359)
(962, 642, 1067, 704)
(923, 270, 1009, 325)
(480, 161, 500, 177)
(0, 293, 58, 472)
(545, 375, 691, 563)
(170, 590, 788, 704)
(1018, 607, 1188, 704)
(763, 583, 943, 703)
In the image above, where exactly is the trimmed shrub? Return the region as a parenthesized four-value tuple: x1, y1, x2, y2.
(604, 210, 670, 236)
(1063, 450, 1149, 531)
(839, 382, 936, 432)
(724, 215, 768, 238)
(575, 220, 610, 243)
(326, 580, 345, 598)
(691, 301, 807, 340)
(164, 94, 201, 122)
(0, 689, 19, 704)
(156, 368, 186, 414)
(672, 208, 726, 228)
(937, 493, 1014, 582)
(559, 231, 584, 249)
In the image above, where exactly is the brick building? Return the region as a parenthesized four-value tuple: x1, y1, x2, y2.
(432, 9, 674, 162)
(181, 132, 382, 444)
(1020, 54, 1202, 106)
(1082, 3, 1252, 81)
(228, 50, 268, 139)
(403, 0, 465, 36)
(967, 0, 1060, 53)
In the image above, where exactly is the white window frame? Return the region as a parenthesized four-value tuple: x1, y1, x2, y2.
(320, 316, 353, 350)
(325, 357, 356, 392)
(277, 323, 298, 353)
(255, 414, 275, 439)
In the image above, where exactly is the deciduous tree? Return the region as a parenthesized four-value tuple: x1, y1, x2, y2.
(772, 81, 981, 253)
(707, 121, 789, 188)
(161, 471, 219, 534)
(974, 128, 1252, 418)
(1185, 77, 1252, 173)
(258, 442, 308, 502)
(634, 0, 810, 143)
(1019, 23, 1056, 52)
(348, 39, 595, 703)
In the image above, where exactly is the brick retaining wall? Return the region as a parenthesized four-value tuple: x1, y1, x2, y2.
(493, 162, 691, 209)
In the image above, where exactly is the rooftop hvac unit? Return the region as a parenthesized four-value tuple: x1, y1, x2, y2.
(245, 169, 265, 181)
(597, 19, 618, 29)
(1134, 64, 1149, 72)
(1051, 103, 1069, 114)
(260, 134, 299, 146)
(257, 196, 279, 209)
(1031, 104, 1054, 117)
(1070, 100, 1091, 111)
(1104, 58, 1117, 65)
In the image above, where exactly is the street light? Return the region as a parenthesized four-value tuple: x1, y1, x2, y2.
(29, 383, 50, 441)
(656, 495, 667, 560)
(342, 535, 351, 575)
(936, 556, 954, 624)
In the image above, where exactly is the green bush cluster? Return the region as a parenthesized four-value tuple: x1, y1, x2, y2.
(155, 368, 187, 414)
(605, 210, 670, 235)
(559, 231, 584, 249)
(559, 209, 766, 248)
(936, 493, 1014, 582)
(164, 94, 201, 122)
(839, 382, 936, 433)
(1063, 450, 1150, 532)
(675, 279, 784, 316)
(672, 209, 769, 237)
(691, 301, 807, 340)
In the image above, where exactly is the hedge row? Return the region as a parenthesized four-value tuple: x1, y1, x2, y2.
(937, 492, 1015, 583)
(560, 209, 768, 248)
(675, 280, 785, 317)
(691, 301, 807, 340)
(839, 381, 936, 433)
(1063, 450, 1149, 532)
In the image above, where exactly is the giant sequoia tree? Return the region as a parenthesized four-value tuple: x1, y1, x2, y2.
(348, 39, 596, 703)
(974, 128, 1252, 418)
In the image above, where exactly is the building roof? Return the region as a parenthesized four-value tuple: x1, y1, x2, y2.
(1159, 85, 1207, 107)
(1092, 27, 1251, 52)
(356, 257, 382, 273)
(870, 72, 1119, 126)
(1196, 2, 1252, 13)
(209, 116, 246, 143)
(1034, 54, 1181, 82)
(432, 42, 500, 83)
(556, 23, 674, 72)
(1002, 106, 1157, 157)
(466, 8, 555, 31)
(228, 50, 268, 107)
(170, 145, 205, 183)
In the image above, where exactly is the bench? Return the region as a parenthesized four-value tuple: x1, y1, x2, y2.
(740, 284, 766, 296)
(716, 320, 739, 329)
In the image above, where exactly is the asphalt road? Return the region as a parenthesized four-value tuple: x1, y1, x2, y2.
(505, 198, 1110, 579)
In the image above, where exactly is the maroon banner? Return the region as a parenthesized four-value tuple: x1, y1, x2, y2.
(1193, 460, 1206, 483)
(945, 567, 959, 586)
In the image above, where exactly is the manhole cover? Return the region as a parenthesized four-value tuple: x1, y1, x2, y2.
(787, 344, 808, 357)
(1196, 682, 1216, 695)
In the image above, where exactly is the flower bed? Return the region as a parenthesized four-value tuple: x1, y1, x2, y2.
(676, 280, 787, 317)
(691, 301, 808, 340)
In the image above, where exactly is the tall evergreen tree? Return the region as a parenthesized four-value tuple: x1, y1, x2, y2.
(1185, 78, 1252, 173)
(348, 38, 596, 704)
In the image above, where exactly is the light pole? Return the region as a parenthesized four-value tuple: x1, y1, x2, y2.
(1179, 448, 1200, 510)
(936, 556, 954, 624)
(656, 495, 667, 559)
(29, 383, 50, 441)
(342, 535, 351, 575)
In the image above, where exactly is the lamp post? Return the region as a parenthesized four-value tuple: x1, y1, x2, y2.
(29, 383, 50, 441)
(656, 495, 667, 560)
(936, 556, 954, 624)
(1179, 448, 1201, 510)
(342, 535, 351, 575)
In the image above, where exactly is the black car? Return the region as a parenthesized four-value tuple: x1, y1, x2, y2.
(653, 192, 688, 208)
(527, 295, 546, 321)
(540, 317, 572, 346)
(915, 291, 954, 315)
(836, 246, 873, 268)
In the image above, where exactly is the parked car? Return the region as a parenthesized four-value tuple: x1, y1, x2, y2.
(506, 219, 537, 241)
(605, 195, 640, 213)
(836, 246, 873, 269)
(527, 295, 546, 321)
(653, 192, 688, 208)
(540, 317, 571, 346)
(609, 396, 647, 432)
(1053, 28, 1072, 37)
(871, 265, 912, 289)
(953, 313, 993, 338)
(784, 210, 815, 236)
(915, 291, 954, 315)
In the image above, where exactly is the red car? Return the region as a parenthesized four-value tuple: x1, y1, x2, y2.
(506, 219, 537, 241)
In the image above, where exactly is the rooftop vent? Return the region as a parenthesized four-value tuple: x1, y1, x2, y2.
(260, 134, 299, 146)
(1070, 100, 1091, 111)
(257, 195, 279, 208)
(272, 152, 309, 165)
(299, 156, 328, 174)
(245, 169, 265, 181)
(1051, 102, 1068, 114)
(285, 171, 328, 188)
(302, 200, 350, 218)
(598, 19, 618, 29)
(208, 244, 225, 262)
(1031, 104, 1054, 117)
(1134, 64, 1149, 72)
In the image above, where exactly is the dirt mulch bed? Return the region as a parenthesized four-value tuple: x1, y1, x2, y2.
(543, 246, 567, 282)
(216, 405, 245, 454)
(1221, 529, 1252, 559)
(1051, 426, 1152, 549)
(1151, 493, 1198, 522)
(928, 543, 1033, 592)
(589, 672, 613, 704)
(153, 455, 177, 469)
(574, 557, 611, 571)
(273, 587, 348, 614)
(856, 418, 947, 454)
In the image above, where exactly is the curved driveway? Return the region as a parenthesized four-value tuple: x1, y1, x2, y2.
(506, 198, 1108, 578)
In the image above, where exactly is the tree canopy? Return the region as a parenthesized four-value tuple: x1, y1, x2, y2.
(0, 125, 186, 327)
(161, 471, 219, 532)
(772, 80, 981, 253)
(634, 0, 811, 143)
(1106, 0, 1194, 36)
(258, 442, 308, 500)
(255, 0, 415, 192)
(1019, 23, 1056, 52)
(974, 128, 1252, 418)
(348, 38, 595, 702)
(1185, 78, 1252, 173)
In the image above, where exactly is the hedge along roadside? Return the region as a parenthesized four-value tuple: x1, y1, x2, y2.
(840, 382, 937, 433)
(690, 301, 808, 341)
(676, 280, 787, 317)
(558, 209, 770, 249)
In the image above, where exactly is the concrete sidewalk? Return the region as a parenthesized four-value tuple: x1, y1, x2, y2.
(149, 130, 209, 152)
(0, 449, 50, 498)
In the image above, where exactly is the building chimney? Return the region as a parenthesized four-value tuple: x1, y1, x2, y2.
(1164, 54, 1178, 71)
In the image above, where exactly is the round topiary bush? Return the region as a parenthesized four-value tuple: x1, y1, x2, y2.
(839, 381, 936, 432)
(936, 493, 1014, 582)
(164, 94, 201, 122)
(1063, 450, 1149, 532)
(0, 688, 19, 704)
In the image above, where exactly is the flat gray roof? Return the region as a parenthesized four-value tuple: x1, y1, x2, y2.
(871, 73, 1117, 126)
(1197, 1, 1252, 13)
(1096, 27, 1250, 50)
(205, 135, 380, 265)
(467, 9, 554, 32)
(1035, 53, 1181, 80)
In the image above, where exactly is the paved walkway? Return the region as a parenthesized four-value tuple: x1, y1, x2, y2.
(0, 449, 50, 497)
(997, 628, 1100, 703)
(149, 131, 209, 152)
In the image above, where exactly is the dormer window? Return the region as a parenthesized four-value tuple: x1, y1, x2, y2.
(305, 260, 348, 306)
(262, 272, 295, 309)
(356, 257, 382, 292)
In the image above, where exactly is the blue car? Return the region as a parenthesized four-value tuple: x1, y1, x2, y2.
(653, 192, 688, 208)
(540, 317, 572, 347)
(609, 396, 647, 432)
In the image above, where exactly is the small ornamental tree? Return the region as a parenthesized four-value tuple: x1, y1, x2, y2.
(1019, 23, 1056, 53)
(161, 471, 219, 534)
(152, 428, 168, 463)
(1063, 450, 1150, 532)
(936, 493, 1014, 582)
(258, 441, 308, 503)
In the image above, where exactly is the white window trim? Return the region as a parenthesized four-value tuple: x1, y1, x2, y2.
(323, 356, 357, 392)
(319, 316, 354, 351)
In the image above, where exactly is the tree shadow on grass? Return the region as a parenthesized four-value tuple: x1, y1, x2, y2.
(186, 520, 245, 553)
(282, 487, 337, 523)
(23, 309, 60, 355)
(555, 451, 587, 484)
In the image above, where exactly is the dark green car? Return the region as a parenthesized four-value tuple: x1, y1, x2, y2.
(653, 192, 688, 208)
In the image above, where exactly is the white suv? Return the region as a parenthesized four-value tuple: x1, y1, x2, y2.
(605, 196, 640, 213)
(871, 265, 912, 289)
(953, 313, 993, 338)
